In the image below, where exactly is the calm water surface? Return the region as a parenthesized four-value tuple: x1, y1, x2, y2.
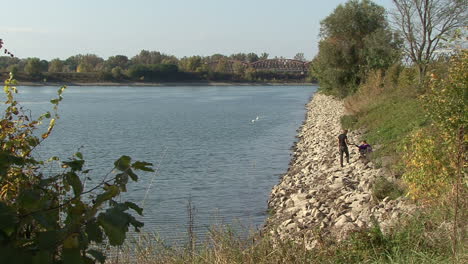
(15, 85, 316, 243)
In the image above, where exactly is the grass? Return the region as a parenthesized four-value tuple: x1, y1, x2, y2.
(105, 207, 462, 264)
(372, 176, 406, 201)
(334, 65, 467, 263)
(341, 67, 429, 172)
(344, 96, 428, 159)
(341, 95, 428, 178)
(105, 64, 465, 263)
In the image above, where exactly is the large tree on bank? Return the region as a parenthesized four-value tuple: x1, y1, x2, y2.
(391, 0, 467, 82)
(312, 0, 401, 97)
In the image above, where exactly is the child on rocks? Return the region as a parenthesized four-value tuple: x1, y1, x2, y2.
(355, 140, 372, 159)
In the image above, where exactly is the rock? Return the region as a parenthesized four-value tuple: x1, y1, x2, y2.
(391, 211, 400, 219)
(334, 215, 349, 227)
(329, 182, 344, 190)
(265, 94, 415, 249)
(281, 219, 293, 227)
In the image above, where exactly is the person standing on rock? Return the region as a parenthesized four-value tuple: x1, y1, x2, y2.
(338, 129, 350, 167)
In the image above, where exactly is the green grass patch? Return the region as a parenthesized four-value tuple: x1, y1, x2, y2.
(340, 115, 358, 130)
(372, 176, 406, 201)
(346, 96, 428, 163)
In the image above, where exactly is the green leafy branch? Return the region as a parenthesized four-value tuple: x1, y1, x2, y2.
(0, 75, 154, 264)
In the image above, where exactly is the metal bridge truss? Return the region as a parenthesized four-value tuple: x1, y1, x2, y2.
(208, 59, 311, 74)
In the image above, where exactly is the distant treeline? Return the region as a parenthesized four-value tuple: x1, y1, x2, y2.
(0, 51, 313, 83)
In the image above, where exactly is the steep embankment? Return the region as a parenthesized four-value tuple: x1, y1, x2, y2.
(267, 93, 414, 249)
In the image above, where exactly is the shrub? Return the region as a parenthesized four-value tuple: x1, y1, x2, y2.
(340, 115, 358, 130)
(403, 51, 467, 202)
(0, 75, 152, 263)
(396, 67, 419, 95)
(402, 127, 454, 200)
(344, 69, 385, 113)
(127, 64, 179, 81)
(372, 176, 405, 201)
(97, 70, 113, 81)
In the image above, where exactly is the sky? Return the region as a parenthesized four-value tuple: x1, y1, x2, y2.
(0, 0, 395, 60)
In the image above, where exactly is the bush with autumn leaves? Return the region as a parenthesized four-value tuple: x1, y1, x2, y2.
(0, 75, 153, 263)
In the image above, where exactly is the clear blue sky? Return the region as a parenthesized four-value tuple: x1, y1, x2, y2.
(0, 0, 394, 60)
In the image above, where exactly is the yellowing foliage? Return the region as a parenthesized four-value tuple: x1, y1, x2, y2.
(403, 128, 454, 200)
(403, 51, 467, 201)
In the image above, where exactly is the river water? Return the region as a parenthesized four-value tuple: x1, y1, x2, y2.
(13, 85, 316, 244)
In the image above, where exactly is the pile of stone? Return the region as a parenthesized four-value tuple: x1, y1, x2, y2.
(266, 93, 415, 249)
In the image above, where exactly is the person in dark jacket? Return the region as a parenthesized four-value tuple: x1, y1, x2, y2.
(338, 129, 350, 167)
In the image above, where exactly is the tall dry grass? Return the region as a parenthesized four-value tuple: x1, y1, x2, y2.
(344, 69, 386, 114)
(103, 210, 463, 264)
(343, 64, 421, 114)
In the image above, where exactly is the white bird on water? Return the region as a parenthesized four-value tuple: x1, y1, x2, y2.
(251, 116, 261, 124)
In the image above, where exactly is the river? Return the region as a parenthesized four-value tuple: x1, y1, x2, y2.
(13, 85, 317, 244)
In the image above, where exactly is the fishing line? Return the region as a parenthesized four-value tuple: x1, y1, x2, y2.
(142, 145, 169, 208)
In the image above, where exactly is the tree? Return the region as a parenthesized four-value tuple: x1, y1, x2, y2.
(64, 56, 80, 72)
(233, 61, 247, 76)
(105, 55, 129, 70)
(24, 58, 43, 77)
(312, 0, 401, 97)
(65, 54, 103, 72)
(111, 66, 125, 80)
(209, 54, 227, 62)
(391, 0, 467, 82)
(228, 52, 261, 63)
(403, 50, 467, 202)
(244, 67, 257, 81)
(131, 50, 177, 65)
(76, 62, 93, 73)
(127, 64, 179, 80)
(127, 64, 149, 79)
(161, 57, 178, 65)
(7, 64, 19, 75)
(361, 28, 402, 73)
(0, 56, 20, 72)
(39, 60, 49, 72)
(259, 52, 269, 60)
(294, 53, 306, 61)
(48, 58, 64, 72)
(230, 53, 248, 62)
(80, 54, 104, 71)
(179, 56, 203, 72)
(215, 58, 230, 73)
(246, 53, 260, 63)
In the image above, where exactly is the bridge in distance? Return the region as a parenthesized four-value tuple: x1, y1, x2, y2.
(208, 59, 311, 74)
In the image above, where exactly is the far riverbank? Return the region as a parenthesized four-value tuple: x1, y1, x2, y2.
(15, 81, 316, 87)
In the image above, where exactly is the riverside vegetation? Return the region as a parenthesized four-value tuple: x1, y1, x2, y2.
(109, 1, 465, 263)
(0, 74, 155, 263)
(1, 0, 466, 263)
(108, 52, 466, 264)
(0, 46, 310, 84)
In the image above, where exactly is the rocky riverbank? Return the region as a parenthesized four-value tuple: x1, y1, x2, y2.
(266, 93, 415, 249)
